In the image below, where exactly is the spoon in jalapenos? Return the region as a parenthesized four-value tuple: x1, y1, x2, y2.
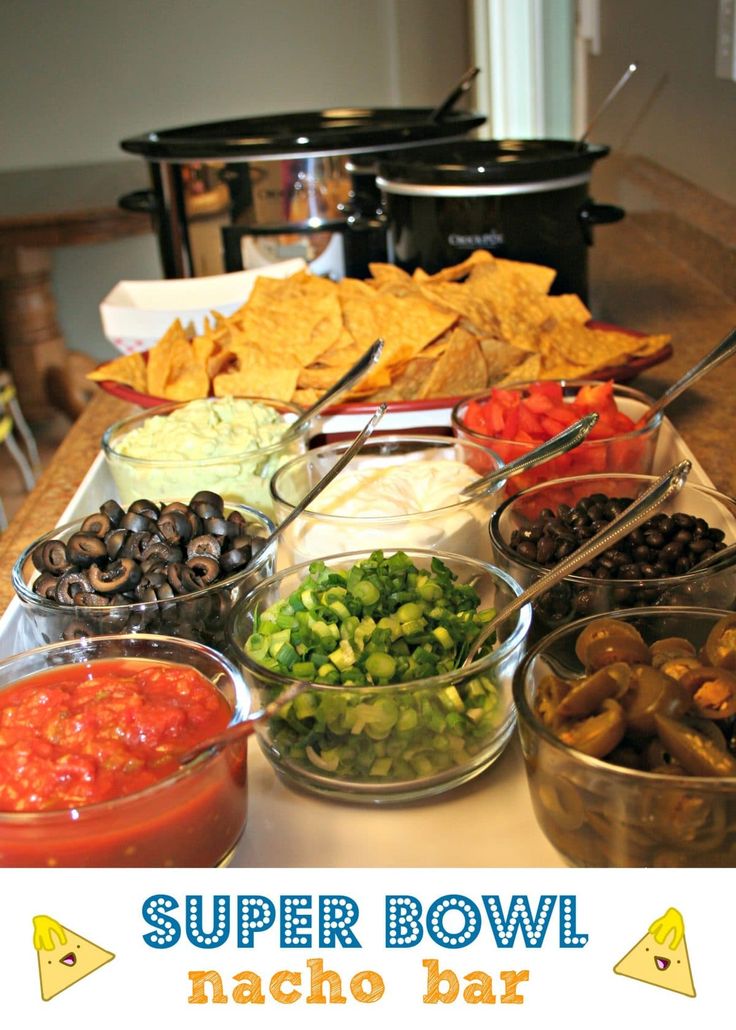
(461, 458, 693, 667)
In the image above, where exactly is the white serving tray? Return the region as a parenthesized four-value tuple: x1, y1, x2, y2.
(0, 416, 717, 867)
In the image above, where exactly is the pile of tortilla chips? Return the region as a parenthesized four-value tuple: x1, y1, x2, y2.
(88, 251, 671, 405)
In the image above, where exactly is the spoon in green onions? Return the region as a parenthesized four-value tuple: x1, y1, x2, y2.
(179, 402, 387, 766)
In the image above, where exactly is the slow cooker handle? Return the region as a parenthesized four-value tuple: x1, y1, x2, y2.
(578, 200, 625, 244)
(118, 189, 158, 215)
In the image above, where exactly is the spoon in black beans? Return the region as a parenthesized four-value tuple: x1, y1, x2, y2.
(462, 459, 693, 666)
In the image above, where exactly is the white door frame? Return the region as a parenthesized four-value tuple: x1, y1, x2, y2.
(470, 0, 576, 139)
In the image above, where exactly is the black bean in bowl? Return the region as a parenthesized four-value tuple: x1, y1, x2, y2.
(13, 492, 275, 648)
(488, 473, 736, 630)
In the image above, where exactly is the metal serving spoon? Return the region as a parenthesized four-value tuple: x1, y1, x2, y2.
(461, 413, 599, 499)
(691, 539, 736, 574)
(578, 61, 638, 145)
(259, 401, 387, 559)
(179, 403, 387, 766)
(430, 66, 481, 123)
(461, 458, 693, 667)
(280, 338, 384, 441)
(637, 325, 736, 426)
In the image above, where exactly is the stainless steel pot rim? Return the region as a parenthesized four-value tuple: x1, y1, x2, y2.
(376, 171, 592, 197)
(135, 133, 479, 166)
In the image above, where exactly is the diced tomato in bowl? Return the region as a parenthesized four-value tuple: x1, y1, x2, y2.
(451, 379, 661, 496)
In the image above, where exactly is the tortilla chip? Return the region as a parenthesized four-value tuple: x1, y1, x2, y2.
(419, 327, 487, 399)
(86, 351, 147, 392)
(144, 319, 186, 397)
(213, 359, 299, 402)
(367, 263, 412, 285)
(90, 253, 671, 409)
(419, 249, 494, 283)
(498, 353, 543, 384)
(369, 356, 435, 402)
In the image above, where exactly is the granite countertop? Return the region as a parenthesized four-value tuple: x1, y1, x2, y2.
(1, 155, 734, 617)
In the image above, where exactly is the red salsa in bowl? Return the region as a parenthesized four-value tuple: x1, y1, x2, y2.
(0, 634, 250, 867)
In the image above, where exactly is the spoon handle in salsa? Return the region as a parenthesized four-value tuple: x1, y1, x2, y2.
(179, 678, 308, 766)
(461, 413, 599, 498)
(461, 458, 692, 667)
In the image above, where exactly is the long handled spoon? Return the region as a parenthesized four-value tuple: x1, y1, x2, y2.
(281, 338, 384, 442)
(637, 325, 736, 426)
(461, 458, 692, 667)
(461, 413, 599, 499)
(260, 402, 387, 558)
(430, 66, 480, 123)
(179, 404, 387, 765)
(183, 456, 691, 764)
(578, 61, 638, 145)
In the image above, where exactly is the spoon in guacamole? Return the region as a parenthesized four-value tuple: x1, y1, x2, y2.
(281, 338, 385, 442)
(246, 402, 388, 568)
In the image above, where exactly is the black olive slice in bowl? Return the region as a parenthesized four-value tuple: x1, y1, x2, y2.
(13, 501, 276, 649)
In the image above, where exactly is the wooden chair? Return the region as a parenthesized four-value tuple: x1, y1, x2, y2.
(0, 371, 40, 529)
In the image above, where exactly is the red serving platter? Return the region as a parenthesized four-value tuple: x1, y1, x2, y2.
(95, 321, 672, 414)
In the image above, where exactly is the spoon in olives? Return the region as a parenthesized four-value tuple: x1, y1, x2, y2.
(279, 338, 384, 442)
(461, 458, 693, 667)
(637, 324, 736, 426)
(461, 413, 599, 498)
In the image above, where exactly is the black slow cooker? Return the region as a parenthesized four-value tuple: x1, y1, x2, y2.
(376, 139, 624, 299)
(119, 107, 485, 280)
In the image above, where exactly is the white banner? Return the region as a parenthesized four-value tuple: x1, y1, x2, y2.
(1, 866, 725, 1027)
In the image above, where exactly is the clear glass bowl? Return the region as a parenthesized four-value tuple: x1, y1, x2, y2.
(12, 503, 275, 651)
(451, 380, 662, 497)
(515, 607, 736, 867)
(0, 634, 250, 867)
(489, 472, 736, 636)
(227, 548, 531, 803)
(269, 434, 504, 567)
(102, 395, 311, 519)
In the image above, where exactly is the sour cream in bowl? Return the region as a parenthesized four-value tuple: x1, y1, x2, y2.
(270, 434, 504, 566)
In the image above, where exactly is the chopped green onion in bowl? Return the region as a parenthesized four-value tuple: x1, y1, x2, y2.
(228, 548, 531, 803)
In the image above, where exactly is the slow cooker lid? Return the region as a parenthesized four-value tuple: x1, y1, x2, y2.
(377, 139, 610, 186)
(120, 108, 486, 161)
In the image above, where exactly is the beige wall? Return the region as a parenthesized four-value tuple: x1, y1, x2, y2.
(1, 0, 471, 358)
(0, 0, 470, 172)
(586, 0, 736, 205)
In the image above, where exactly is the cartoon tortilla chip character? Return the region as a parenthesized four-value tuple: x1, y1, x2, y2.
(33, 914, 115, 1001)
(613, 906, 695, 998)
